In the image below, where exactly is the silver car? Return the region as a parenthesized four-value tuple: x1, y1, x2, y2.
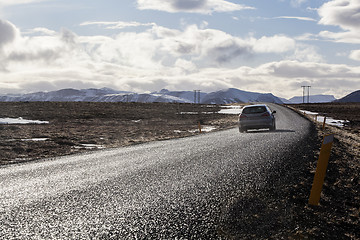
(238, 104, 276, 132)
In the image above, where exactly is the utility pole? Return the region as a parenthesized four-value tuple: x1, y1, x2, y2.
(301, 86, 311, 103)
(302, 86, 305, 104)
(193, 90, 201, 104)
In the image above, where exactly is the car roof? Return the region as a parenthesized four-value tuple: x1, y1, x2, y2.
(243, 104, 268, 108)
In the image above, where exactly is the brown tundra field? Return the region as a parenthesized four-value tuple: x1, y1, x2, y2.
(0, 102, 238, 165)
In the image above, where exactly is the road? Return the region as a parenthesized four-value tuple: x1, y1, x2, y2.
(0, 104, 312, 239)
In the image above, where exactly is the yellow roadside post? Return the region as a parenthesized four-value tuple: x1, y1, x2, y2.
(308, 134, 335, 206)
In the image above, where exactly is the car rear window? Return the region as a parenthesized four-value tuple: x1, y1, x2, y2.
(242, 106, 267, 114)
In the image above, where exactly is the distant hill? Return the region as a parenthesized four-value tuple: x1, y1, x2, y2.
(335, 90, 360, 103)
(278, 97, 292, 104)
(151, 89, 206, 103)
(0, 88, 129, 102)
(288, 95, 337, 104)
(0, 87, 284, 104)
(201, 88, 283, 104)
(0, 88, 192, 103)
(96, 92, 193, 103)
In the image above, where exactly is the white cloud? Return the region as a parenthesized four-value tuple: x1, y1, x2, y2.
(287, 44, 324, 63)
(0, 19, 358, 99)
(318, 0, 360, 31)
(317, 0, 360, 43)
(291, 0, 308, 7)
(235, 60, 360, 98)
(252, 35, 296, 53)
(25, 27, 57, 36)
(136, 0, 254, 14)
(80, 21, 156, 30)
(174, 59, 197, 74)
(0, 0, 51, 6)
(0, 19, 19, 71)
(257, 60, 360, 79)
(149, 24, 256, 66)
(0, 19, 19, 47)
(318, 30, 360, 44)
(349, 50, 360, 61)
(273, 16, 316, 22)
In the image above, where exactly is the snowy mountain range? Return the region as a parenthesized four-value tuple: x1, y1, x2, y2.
(0, 87, 348, 104)
(0, 88, 285, 104)
(200, 88, 284, 104)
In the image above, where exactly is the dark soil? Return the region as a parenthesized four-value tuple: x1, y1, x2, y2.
(0, 102, 237, 165)
(284, 103, 360, 239)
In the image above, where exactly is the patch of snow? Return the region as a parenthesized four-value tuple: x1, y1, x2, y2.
(179, 112, 215, 115)
(21, 138, 49, 141)
(179, 105, 243, 115)
(74, 144, 105, 149)
(218, 105, 243, 115)
(0, 117, 49, 125)
(300, 110, 349, 127)
(201, 126, 217, 132)
(175, 125, 217, 133)
(189, 125, 217, 133)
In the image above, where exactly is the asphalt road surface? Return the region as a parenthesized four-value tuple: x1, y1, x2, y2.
(0, 104, 312, 239)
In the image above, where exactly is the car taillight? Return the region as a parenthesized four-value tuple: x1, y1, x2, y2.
(261, 112, 270, 117)
(239, 114, 247, 119)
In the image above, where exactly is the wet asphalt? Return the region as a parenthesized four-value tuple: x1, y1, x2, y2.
(0, 104, 312, 239)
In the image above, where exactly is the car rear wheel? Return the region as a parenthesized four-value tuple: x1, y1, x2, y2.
(239, 127, 246, 133)
(269, 121, 276, 131)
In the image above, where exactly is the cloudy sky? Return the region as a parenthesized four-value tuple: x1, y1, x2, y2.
(0, 0, 359, 98)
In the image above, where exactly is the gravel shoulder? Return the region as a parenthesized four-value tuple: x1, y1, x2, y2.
(282, 104, 360, 239)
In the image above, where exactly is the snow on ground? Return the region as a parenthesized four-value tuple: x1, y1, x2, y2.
(180, 105, 243, 115)
(73, 144, 105, 149)
(180, 112, 214, 115)
(300, 110, 349, 127)
(199, 126, 217, 132)
(218, 105, 243, 115)
(0, 117, 49, 124)
(188, 125, 217, 133)
(174, 125, 217, 134)
(21, 138, 49, 141)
